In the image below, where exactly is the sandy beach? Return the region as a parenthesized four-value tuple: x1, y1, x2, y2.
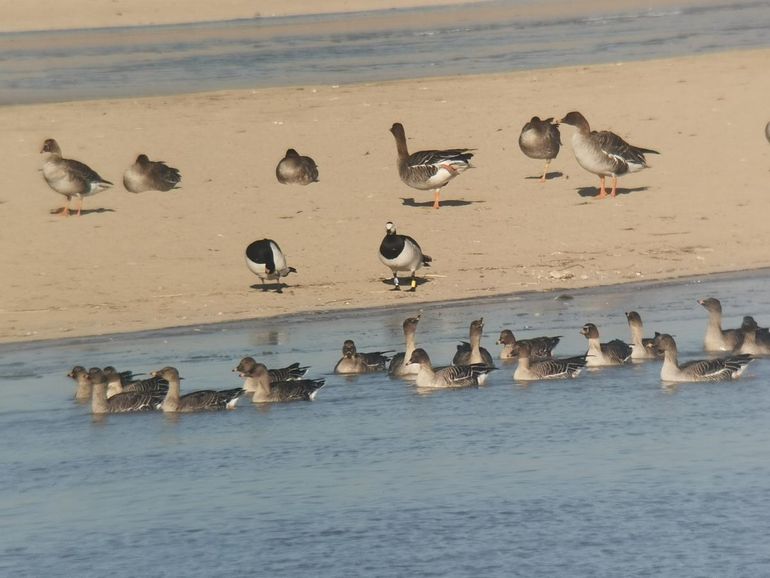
(1, 45, 769, 343)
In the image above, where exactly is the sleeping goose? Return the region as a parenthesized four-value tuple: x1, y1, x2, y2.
(151, 366, 244, 412)
(388, 315, 422, 377)
(453, 318, 495, 367)
(512, 342, 587, 381)
(765, 121, 770, 144)
(123, 154, 181, 193)
(738, 316, 770, 356)
(40, 138, 112, 216)
(698, 297, 743, 352)
(559, 111, 658, 198)
(275, 149, 319, 185)
(89, 368, 164, 414)
(625, 311, 661, 360)
(334, 340, 391, 374)
(390, 122, 473, 209)
(408, 348, 494, 389)
(245, 239, 297, 293)
(233, 358, 325, 402)
(378, 222, 432, 291)
(580, 323, 632, 366)
(653, 333, 752, 382)
(518, 116, 561, 182)
(103, 366, 169, 398)
(496, 329, 560, 360)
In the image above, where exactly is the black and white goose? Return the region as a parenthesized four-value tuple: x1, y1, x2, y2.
(580, 323, 632, 366)
(390, 122, 473, 209)
(151, 367, 244, 412)
(559, 111, 658, 198)
(738, 316, 770, 356)
(388, 315, 422, 377)
(625, 311, 661, 360)
(512, 342, 587, 381)
(245, 239, 297, 292)
(378, 222, 432, 291)
(333, 340, 391, 374)
(123, 154, 181, 193)
(698, 297, 743, 352)
(88, 368, 164, 414)
(234, 358, 325, 403)
(453, 318, 495, 367)
(408, 348, 494, 389)
(496, 329, 560, 360)
(653, 333, 752, 382)
(40, 138, 113, 216)
(518, 116, 561, 182)
(275, 149, 319, 185)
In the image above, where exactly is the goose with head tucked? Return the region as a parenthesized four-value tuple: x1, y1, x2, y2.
(518, 116, 561, 182)
(698, 297, 743, 352)
(275, 148, 319, 185)
(653, 333, 752, 382)
(409, 348, 494, 389)
(580, 323, 632, 366)
(388, 315, 422, 377)
(559, 111, 658, 198)
(513, 342, 587, 381)
(453, 318, 495, 367)
(625, 311, 661, 360)
(234, 358, 325, 403)
(245, 239, 297, 293)
(123, 154, 181, 193)
(40, 138, 113, 216)
(334, 340, 391, 374)
(496, 329, 560, 360)
(151, 366, 244, 412)
(378, 222, 432, 291)
(389, 122, 473, 209)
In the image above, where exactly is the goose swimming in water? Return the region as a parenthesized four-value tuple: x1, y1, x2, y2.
(88, 368, 164, 414)
(40, 138, 113, 216)
(698, 297, 743, 352)
(453, 318, 495, 367)
(738, 316, 770, 356)
(559, 111, 658, 198)
(275, 149, 319, 185)
(625, 311, 661, 360)
(245, 239, 297, 292)
(580, 323, 632, 366)
(512, 342, 587, 381)
(388, 315, 422, 377)
(518, 116, 561, 182)
(103, 366, 169, 398)
(234, 358, 325, 402)
(378, 222, 432, 291)
(496, 329, 560, 360)
(151, 367, 244, 412)
(409, 348, 493, 388)
(234, 357, 310, 383)
(334, 340, 391, 374)
(390, 122, 473, 209)
(653, 333, 752, 382)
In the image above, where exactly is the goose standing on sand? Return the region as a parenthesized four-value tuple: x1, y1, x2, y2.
(653, 333, 752, 382)
(738, 316, 770, 356)
(40, 138, 113, 216)
(512, 342, 587, 381)
(275, 149, 319, 185)
(245, 239, 297, 292)
(389, 122, 473, 209)
(334, 340, 391, 374)
(89, 368, 164, 414)
(408, 348, 494, 389)
(123, 154, 181, 193)
(453, 318, 495, 367)
(388, 315, 422, 377)
(496, 329, 560, 360)
(698, 297, 743, 351)
(103, 366, 169, 398)
(518, 116, 561, 182)
(151, 367, 244, 412)
(378, 222, 432, 291)
(580, 323, 632, 366)
(234, 358, 325, 402)
(234, 357, 310, 382)
(559, 111, 658, 198)
(625, 311, 661, 360)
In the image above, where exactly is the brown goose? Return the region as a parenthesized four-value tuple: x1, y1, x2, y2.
(513, 342, 587, 381)
(40, 138, 112, 216)
(89, 368, 164, 414)
(559, 112, 658, 198)
(390, 122, 473, 209)
(453, 318, 495, 367)
(625, 311, 661, 360)
(234, 358, 325, 403)
(409, 348, 493, 388)
(275, 149, 319, 185)
(518, 116, 561, 182)
(151, 367, 244, 412)
(67, 366, 92, 401)
(738, 316, 770, 356)
(496, 329, 560, 360)
(698, 297, 743, 352)
(123, 154, 181, 193)
(334, 340, 391, 374)
(653, 333, 752, 382)
(765, 121, 770, 144)
(388, 315, 422, 377)
(234, 358, 310, 383)
(580, 323, 632, 366)
(103, 366, 169, 398)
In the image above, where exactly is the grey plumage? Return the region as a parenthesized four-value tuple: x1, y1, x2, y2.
(388, 315, 422, 377)
(496, 329, 560, 360)
(276, 148, 319, 185)
(738, 316, 770, 356)
(580, 323, 632, 366)
(698, 297, 743, 352)
(654, 333, 752, 382)
(334, 340, 391, 374)
(123, 154, 181, 193)
(152, 366, 244, 412)
(452, 318, 495, 367)
(89, 368, 163, 414)
(518, 116, 561, 182)
(235, 358, 324, 402)
(513, 342, 586, 380)
(625, 311, 662, 360)
(409, 348, 493, 388)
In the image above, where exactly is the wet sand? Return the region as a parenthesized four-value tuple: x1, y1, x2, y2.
(1, 48, 769, 343)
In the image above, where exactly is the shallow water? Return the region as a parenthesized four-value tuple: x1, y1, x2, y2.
(1, 0, 769, 104)
(2, 270, 770, 576)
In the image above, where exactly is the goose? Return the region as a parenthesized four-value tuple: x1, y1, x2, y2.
(512, 342, 587, 381)
(625, 311, 661, 360)
(123, 154, 181, 193)
(408, 348, 493, 388)
(275, 149, 319, 185)
(378, 222, 432, 291)
(453, 318, 495, 367)
(88, 368, 164, 414)
(234, 357, 310, 383)
(765, 121, 770, 144)
(496, 329, 560, 360)
(151, 366, 244, 412)
(738, 316, 770, 356)
(518, 116, 561, 182)
(579, 323, 632, 366)
(40, 138, 112, 216)
(653, 333, 752, 382)
(698, 297, 743, 351)
(388, 315, 422, 377)
(234, 358, 325, 402)
(389, 122, 473, 209)
(333, 340, 391, 374)
(245, 239, 297, 292)
(103, 366, 169, 398)
(67, 366, 92, 401)
(559, 111, 658, 198)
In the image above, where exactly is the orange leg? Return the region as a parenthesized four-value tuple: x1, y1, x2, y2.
(597, 176, 608, 199)
(76, 195, 84, 216)
(610, 175, 618, 198)
(433, 189, 441, 209)
(60, 196, 71, 217)
(540, 159, 551, 183)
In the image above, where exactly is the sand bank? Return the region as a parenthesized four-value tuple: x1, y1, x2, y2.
(1, 48, 769, 343)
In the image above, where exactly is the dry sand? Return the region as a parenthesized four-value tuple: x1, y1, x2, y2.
(1, 48, 769, 343)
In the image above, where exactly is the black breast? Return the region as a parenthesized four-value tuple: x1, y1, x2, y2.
(379, 235, 405, 260)
(245, 240, 276, 272)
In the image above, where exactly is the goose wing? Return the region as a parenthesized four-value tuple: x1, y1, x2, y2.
(271, 379, 325, 401)
(268, 363, 310, 382)
(532, 355, 587, 379)
(180, 388, 244, 410)
(601, 339, 632, 364)
(593, 131, 658, 166)
(360, 351, 392, 370)
(148, 161, 181, 189)
(62, 158, 112, 186)
(123, 375, 169, 393)
(434, 363, 489, 387)
(107, 391, 163, 412)
(680, 355, 751, 381)
(523, 336, 561, 359)
(408, 148, 474, 169)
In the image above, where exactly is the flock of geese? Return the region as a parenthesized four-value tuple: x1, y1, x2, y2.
(68, 296, 768, 415)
